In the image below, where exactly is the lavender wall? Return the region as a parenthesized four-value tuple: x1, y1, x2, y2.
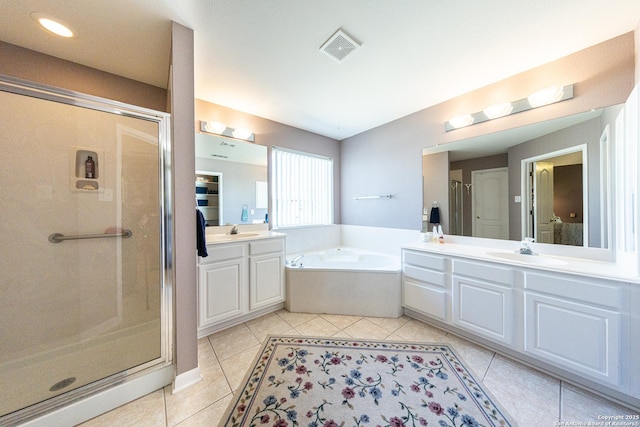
(340, 33, 635, 230)
(0, 41, 167, 111)
(196, 100, 342, 225)
(171, 22, 198, 377)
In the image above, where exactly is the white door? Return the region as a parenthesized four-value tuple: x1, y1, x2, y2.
(472, 168, 509, 239)
(534, 161, 555, 243)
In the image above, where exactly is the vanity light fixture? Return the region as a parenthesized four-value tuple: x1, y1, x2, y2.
(200, 121, 255, 142)
(445, 84, 573, 131)
(31, 13, 74, 38)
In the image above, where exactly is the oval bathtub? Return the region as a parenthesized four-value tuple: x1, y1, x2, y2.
(284, 247, 403, 318)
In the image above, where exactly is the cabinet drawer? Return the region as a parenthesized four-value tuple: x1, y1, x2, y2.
(403, 265, 447, 287)
(403, 279, 447, 321)
(403, 250, 446, 271)
(452, 259, 513, 285)
(201, 243, 246, 263)
(525, 272, 622, 309)
(250, 238, 285, 256)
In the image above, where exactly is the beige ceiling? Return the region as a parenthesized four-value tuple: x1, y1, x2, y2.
(1, 1, 639, 140)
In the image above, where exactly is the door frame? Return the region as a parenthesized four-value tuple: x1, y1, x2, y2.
(521, 144, 588, 246)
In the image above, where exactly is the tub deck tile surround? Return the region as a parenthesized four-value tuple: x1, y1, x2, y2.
(80, 309, 634, 427)
(285, 247, 403, 317)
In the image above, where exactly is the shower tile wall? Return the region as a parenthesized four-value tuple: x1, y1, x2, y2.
(0, 90, 162, 416)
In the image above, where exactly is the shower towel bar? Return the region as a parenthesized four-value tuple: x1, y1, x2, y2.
(48, 229, 132, 243)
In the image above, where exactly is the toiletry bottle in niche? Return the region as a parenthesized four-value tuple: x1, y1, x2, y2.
(85, 156, 95, 179)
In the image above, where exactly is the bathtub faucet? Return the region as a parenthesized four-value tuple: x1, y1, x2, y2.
(288, 254, 304, 267)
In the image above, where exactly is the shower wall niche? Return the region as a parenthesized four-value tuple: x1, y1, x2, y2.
(70, 146, 104, 191)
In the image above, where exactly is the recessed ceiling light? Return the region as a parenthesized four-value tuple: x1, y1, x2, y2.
(31, 12, 74, 38)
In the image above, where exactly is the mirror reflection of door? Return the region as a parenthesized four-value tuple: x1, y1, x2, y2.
(534, 161, 555, 243)
(524, 145, 586, 246)
(472, 167, 509, 239)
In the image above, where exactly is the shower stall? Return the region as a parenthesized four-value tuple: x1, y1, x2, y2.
(449, 180, 463, 235)
(0, 76, 173, 424)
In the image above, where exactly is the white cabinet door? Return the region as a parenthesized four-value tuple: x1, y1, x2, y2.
(452, 276, 513, 345)
(198, 258, 246, 327)
(250, 253, 285, 310)
(524, 292, 620, 385)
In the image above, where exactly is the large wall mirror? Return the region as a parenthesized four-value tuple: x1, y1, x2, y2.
(195, 132, 268, 227)
(423, 104, 622, 249)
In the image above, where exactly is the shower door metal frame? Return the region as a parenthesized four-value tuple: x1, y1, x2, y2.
(0, 74, 174, 424)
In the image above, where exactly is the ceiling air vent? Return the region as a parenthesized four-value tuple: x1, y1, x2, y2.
(320, 28, 361, 63)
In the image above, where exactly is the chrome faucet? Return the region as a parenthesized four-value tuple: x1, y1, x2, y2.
(229, 225, 239, 235)
(288, 254, 304, 267)
(518, 237, 536, 255)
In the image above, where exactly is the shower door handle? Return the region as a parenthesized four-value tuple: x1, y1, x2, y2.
(48, 229, 132, 243)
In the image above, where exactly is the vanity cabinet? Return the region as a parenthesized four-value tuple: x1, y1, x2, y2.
(402, 250, 449, 321)
(401, 245, 638, 407)
(451, 259, 515, 346)
(198, 236, 285, 337)
(523, 271, 622, 386)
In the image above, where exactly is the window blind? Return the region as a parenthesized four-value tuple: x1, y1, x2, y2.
(272, 147, 333, 228)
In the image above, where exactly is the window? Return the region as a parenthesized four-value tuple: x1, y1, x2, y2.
(271, 147, 333, 228)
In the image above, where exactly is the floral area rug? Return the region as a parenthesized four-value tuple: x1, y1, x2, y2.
(220, 336, 517, 427)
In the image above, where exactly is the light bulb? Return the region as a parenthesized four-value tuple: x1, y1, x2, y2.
(483, 102, 513, 119)
(528, 86, 564, 108)
(448, 114, 474, 129)
(232, 128, 253, 140)
(205, 121, 227, 134)
(32, 13, 74, 38)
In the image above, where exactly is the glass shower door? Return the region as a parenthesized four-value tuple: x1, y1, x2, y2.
(0, 80, 170, 420)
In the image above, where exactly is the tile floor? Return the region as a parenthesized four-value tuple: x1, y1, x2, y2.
(80, 310, 636, 427)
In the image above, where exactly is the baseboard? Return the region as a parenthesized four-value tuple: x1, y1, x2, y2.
(172, 366, 202, 394)
(197, 303, 284, 338)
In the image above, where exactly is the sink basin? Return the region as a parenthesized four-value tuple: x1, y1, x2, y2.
(486, 251, 568, 266)
(209, 232, 261, 241)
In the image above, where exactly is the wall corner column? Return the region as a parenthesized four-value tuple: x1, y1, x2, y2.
(169, 21, 198, 377)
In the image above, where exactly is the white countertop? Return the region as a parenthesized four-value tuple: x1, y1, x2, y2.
(205, 230, 285, 245)
(403, 240, 639, 283)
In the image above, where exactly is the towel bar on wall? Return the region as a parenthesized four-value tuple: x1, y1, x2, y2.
(48, 229, 132, 243)
(354, 195, 392, 200)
